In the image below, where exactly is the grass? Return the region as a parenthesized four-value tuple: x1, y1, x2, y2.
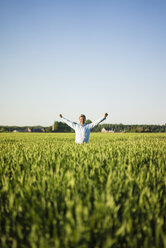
(0, 133, 166, 248)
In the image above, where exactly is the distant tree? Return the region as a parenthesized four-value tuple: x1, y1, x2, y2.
(53, 122, 59, 132)
(85, 119, 92, 124)
(53, 121, 73, 132)
(45, 126, 52, 133)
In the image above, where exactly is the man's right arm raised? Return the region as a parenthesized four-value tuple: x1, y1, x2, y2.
(59, 114, 76, 130)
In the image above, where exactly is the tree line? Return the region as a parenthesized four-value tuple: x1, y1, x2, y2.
(0, 121, 166, 133)
(93, 123, 166, 133)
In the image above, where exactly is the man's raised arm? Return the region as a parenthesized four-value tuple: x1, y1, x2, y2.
(87, 113, 108, 129)
(59, 114, 76, 130)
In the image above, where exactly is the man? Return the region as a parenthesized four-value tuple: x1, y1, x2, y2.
(59, 113, 108, 144)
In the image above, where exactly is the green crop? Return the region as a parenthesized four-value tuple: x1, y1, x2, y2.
(0, 133, 166, 248)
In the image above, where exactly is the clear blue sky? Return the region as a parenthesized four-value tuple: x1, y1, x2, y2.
(0, 0, 166, 126)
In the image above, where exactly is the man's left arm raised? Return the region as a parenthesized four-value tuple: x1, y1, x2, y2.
(87, 113, 108, 129)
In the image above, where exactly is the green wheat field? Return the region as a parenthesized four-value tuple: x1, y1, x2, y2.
(0, 133, 166, 248)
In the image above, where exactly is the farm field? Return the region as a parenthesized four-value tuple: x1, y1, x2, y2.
(0, 133, 166, 248)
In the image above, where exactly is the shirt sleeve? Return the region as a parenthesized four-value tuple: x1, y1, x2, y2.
(87, 116, 106, 129)
(61, 116, 76, 130)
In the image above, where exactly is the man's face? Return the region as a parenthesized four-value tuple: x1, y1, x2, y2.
(79, 116, 85, 126)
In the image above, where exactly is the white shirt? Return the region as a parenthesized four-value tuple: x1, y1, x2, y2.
(61, 116, 106, 144)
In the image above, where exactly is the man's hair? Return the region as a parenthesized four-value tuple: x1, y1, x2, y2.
(79, 114, 86, 120)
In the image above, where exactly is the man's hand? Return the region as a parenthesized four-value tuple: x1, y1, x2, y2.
(104, 113, 108, 118)
(59, 114, 62, 118)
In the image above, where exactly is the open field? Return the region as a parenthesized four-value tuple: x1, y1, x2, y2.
(0, 133, 166, 248)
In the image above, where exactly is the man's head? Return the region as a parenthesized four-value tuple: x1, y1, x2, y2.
(79, 114, 86, 126)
